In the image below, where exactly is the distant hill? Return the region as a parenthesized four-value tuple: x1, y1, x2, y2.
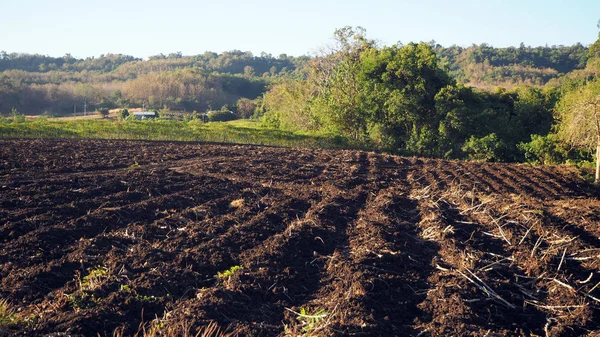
(0, 51, 309, 115)
(435, 43, 589, 88)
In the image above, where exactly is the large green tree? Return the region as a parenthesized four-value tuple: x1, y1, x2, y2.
(359, 42, 453, 153)
(556, 79, 600, 182)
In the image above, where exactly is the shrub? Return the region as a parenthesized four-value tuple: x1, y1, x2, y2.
(518, 134, 566, 165)
(184, 110, 201, 122)
(10, 108, 26, 123)
(118, 108, 129, 120)
(406, 125, 442, 158)
(208, 110, 238, 122)
(97, 108, 110, 118)
(462, 133, 506, 162)
(236, 98, 258, 119)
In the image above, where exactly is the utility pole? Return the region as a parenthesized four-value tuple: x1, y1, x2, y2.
(84, 100, 87, 116)
(74, 104, 76, 117)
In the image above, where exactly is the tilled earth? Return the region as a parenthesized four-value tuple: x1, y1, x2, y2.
(1, 139, 599, 337)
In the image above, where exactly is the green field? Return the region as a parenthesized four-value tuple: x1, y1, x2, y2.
(0, 117, 358, 149)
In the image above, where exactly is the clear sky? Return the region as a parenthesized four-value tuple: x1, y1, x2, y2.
(1, 0, 599, 59)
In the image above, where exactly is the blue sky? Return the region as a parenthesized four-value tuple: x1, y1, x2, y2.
(1, 0, 599, 58)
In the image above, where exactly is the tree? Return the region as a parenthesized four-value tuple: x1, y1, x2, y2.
(556, 79, 600, 182)
(118, 108, 129, 120)
(243, 66, 255, 78)
(262, 79, 318, 130)
(358, 42, 453, 151)
(236, 98, 256, 119)
(97, 108, 110, 118)
(307, 26, 375, 139)
(587, 19, 600, 60)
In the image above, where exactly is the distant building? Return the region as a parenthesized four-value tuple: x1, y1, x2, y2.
(133, 111, 157, 120)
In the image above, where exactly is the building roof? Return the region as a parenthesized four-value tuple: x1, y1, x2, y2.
(133, 111, 157, 116)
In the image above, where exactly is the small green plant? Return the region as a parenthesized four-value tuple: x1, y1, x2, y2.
(215, 265, 243, 279)
(0, 298, 22, 328)
(136, 294, 158, 302)
(66, 292, 98, 310)
(295, 307, 327, 335)
(127, 160, 140, 171)
(80, 265, 108, 291)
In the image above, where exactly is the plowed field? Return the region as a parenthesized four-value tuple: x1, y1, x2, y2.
(1, 139, 599, 337)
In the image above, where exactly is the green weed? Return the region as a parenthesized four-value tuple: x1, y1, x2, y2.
(80, 265, 109, 291)
(296, 307, 327, 334)
(215, 265, 243, 280)
(128, 160, 140, 171)
(66, 292, 99, 310)
(136, 294, 158, 302)
(0, 298, 21, 328)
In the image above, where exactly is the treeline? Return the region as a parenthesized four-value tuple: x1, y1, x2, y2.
(0, 50, 307, 76)
(0, 51, 307, 115)
(436, 43, 589, 88)
(0, 40, 591, 117)
(0, 52, 139, 73)
(0, 70, 266, 115)
(260, 27, 597, 163)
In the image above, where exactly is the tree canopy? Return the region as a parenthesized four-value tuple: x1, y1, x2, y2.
(556, 79, 600, 182)
(262, 27, 559, 161)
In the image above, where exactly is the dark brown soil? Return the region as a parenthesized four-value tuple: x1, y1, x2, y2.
(1, 139, 599, 337)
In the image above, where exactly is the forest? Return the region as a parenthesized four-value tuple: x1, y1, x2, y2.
(261, 27, 600, 170)
(1, 26, 600, 171)
(0, 50, 308, 115)
(0, 36, 591, 116)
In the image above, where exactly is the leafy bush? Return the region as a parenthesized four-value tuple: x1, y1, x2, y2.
(184, 110, 197, 122)
(97, 108, 110, 118)
(406, 125, 442, 158)
(117, 108, 129, 120)
(10, 108, 26, 123)
(208, 110, 238, 122)
(462, 133, 506, 162)
(518, 134, 566, 165)
(294, 307, 328, 335)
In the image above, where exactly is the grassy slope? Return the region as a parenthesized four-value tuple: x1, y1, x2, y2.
(0, 118, 356, 150)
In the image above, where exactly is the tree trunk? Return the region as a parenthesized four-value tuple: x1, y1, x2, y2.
(596, 143, 600, 184)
